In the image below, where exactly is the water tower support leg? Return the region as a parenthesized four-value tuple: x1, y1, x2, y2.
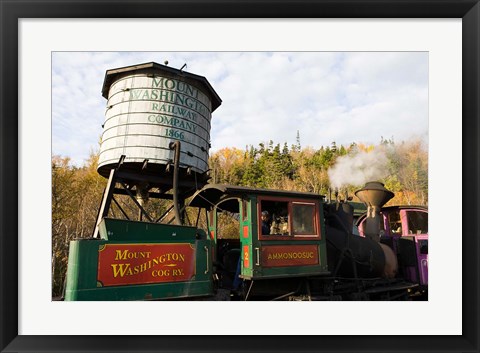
(92, 168, 116, 238)
(111, 196, 130, 220)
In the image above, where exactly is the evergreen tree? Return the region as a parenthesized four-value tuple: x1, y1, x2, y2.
(296, 130, 301, 149)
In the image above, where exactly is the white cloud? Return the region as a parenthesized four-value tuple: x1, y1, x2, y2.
(51, 51, 428, 166)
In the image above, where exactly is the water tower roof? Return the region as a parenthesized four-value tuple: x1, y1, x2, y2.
(101, 62, 222, 111)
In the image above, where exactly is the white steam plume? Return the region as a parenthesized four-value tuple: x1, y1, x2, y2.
(328, 148, 389, 189)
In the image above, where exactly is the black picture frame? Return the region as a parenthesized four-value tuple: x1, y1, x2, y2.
(1, 1, 478, 352)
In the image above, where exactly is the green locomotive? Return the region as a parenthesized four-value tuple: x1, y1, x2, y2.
(65, 179, 420, 301)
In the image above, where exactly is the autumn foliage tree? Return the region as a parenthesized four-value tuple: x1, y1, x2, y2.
(51, 153, 106, 298)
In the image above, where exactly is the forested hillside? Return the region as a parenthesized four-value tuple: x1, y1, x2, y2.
(209, 137, 427, 204)
(51, 137, 428, 297)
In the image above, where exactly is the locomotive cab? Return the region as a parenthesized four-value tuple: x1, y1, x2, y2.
(190, 184, 330, 299)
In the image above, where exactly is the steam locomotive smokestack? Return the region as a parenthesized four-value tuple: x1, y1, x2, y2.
(355, 181, 394, 241)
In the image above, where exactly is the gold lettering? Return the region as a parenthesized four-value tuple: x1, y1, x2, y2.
(267, 251, 316, 261)
(152, 269, 170, 277)
(111, 263, 130, 278)
(154, 252, 186, 264)
(172, 268, 184, 276)
(114, 249, 151, 261)
(115, 250, 128, 261)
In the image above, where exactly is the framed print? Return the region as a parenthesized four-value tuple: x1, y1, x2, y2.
(1, 0, 479, 352)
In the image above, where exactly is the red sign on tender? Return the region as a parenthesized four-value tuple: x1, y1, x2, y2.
(97, 243, 195, 287)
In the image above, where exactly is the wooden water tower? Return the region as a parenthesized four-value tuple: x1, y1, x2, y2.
(93, 62, 222, 236)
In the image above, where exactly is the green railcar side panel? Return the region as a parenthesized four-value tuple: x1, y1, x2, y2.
(240, 197, 254, 277)
(99, 218, 198, 241)
(65, 219, 213, 301)
(241, 196, 329, 280)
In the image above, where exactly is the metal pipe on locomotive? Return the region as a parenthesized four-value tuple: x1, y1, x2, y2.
(64, 62, 428, 301)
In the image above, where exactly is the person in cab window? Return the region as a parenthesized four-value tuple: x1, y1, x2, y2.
(262, 211, 271, 235)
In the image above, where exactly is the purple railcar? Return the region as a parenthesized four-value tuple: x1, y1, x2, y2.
(356, 205, 428, 294)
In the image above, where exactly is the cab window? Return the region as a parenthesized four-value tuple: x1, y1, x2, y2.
(292, 203, 316, 235)
(406, 211, 428, 235)
(387, 210, 402, 235)
(260, 200, 289, 235)
(259, 198, 319, 239)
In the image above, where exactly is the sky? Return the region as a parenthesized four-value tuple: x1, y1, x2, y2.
(52, 51, 428, 166)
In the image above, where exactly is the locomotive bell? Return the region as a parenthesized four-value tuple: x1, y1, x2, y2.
(355, 182, 394, 241)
